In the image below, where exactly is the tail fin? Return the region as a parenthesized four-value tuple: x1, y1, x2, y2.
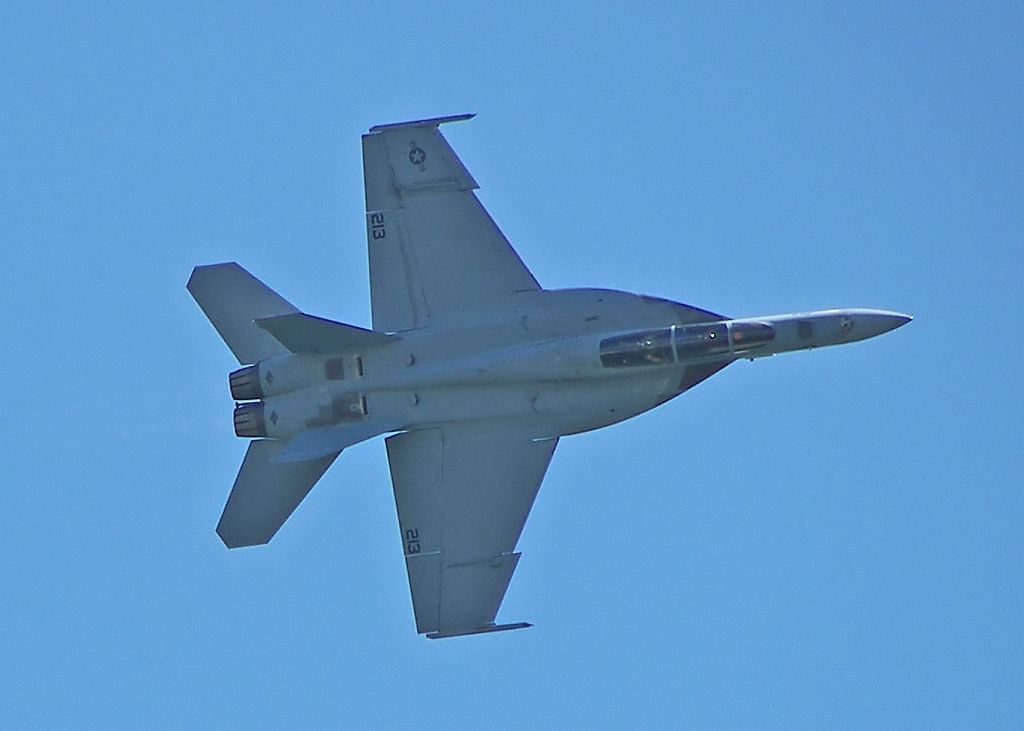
(187, 262, 299, 364)
(217, 439, 339, 548)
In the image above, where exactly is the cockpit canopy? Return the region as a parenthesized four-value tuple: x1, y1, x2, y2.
(599, 322, 774, 368)
(599, 328, 676, 367)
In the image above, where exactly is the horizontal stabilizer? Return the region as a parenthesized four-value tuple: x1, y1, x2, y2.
(256, 313, 395, 354)
(217, 440, 339, 548)
(272, 422, 396, 463)
(187, 263, 299, 365)
(426, 622, 532, 640)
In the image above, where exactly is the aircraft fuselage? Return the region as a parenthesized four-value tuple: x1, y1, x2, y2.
(230, 288, 910, 442)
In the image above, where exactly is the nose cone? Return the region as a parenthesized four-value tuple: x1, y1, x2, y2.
(849, 310, 913, 340)
(891, 313, 913, 329)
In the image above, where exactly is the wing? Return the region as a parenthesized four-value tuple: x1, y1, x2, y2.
(385, 423, 558, 638)
(216, 440, 339, 548)
(362, 115, 541, 333)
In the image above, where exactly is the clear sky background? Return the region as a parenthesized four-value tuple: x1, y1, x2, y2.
(1, 2, 1021, 728)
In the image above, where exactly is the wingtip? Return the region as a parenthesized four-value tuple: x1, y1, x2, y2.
(217, 527, 271, 550)
(425, 621, 532, 639)
(368, 113, 476, 133)
(187, 261, 243, 290)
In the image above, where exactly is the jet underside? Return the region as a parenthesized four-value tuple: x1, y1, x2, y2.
(188, 114, 910, 638)
(251, 288, 711, 443)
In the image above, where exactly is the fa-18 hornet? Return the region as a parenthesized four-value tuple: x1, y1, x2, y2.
(188, 114, 911, 638)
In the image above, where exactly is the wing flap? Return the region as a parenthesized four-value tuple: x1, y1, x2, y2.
(440, 553, 521, 633)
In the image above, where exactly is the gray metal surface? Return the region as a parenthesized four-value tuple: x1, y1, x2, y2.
(362, 117, 539, 332)
(386, 426, 557, 636)
(187, 263, 298, 365)
(187, 115, 911, 637)
(256, 313, 394, 354)
(216, 440, 339, 548)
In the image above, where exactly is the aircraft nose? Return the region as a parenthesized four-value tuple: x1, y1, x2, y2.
(856, 310, 913, 339)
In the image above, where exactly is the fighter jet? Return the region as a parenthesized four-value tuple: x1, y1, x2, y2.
(188, 114, 910, 638)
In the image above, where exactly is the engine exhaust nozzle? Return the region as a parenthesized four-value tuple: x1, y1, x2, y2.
(229, 365, 263, 401)
(233, 401, 266, 438)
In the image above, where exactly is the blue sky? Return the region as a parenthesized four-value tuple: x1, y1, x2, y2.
(1, 2, 1021, 728)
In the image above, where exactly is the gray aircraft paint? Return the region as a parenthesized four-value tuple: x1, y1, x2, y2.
(188, 115, 910, 638)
